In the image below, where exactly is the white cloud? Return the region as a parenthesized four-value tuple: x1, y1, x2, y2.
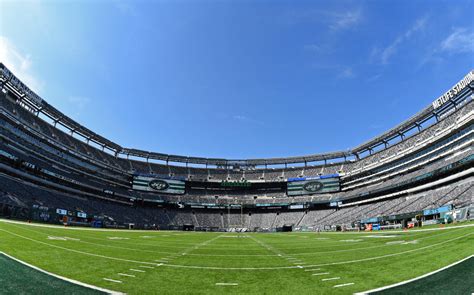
(0, 36, 43, 93)
(232, 115, 264, 125)
(338, 67, 355, 79)
(417, 27, 473, 69)
(440, 27, 474, 54)
(304, 44, 322, 52)
(287, 7, 363, 31)
(329, 9, 363, 31)
(374, 16, 428, 65)
(366, 73, 382, 83)
(404, 16, 428, 39)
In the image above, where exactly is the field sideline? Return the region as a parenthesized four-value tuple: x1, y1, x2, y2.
(0, 219, 473, 294)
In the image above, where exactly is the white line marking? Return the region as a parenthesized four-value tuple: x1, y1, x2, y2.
(355, 255, 474, 294)
(139, 265, 154, 269)
(322, 277, 340, 281)
(0, 252, 123, 294)
(296, 265, 304, 269)
(312, 272, 330, 276)
(334, 283, 354, 288)
(118, 273, 135, 277)
(215, 283, 238, 286)
(129, 269, 145, 273)
(1, 227, 471, 271)
(5, 220, 460, 258)
(304, 268, 321, 272)
(103, 278, 122, 283)
(296, 233, 473, 270)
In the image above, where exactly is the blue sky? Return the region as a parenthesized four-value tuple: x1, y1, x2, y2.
(1, 0, 473, 159)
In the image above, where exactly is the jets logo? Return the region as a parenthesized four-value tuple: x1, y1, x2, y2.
(303, 181, 323, 192)
(148, 180, 169, 191)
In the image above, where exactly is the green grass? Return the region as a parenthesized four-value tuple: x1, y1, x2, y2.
(0, 219, 473, 294)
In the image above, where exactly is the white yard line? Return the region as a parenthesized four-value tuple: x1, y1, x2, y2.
(355, 255, 474, 294)
(1, 228, 471, 271)
(129, 269, 146, 273)
(247, 235, 305, 269)
(334, 283, 354, 288)
(322, 223, 474, 233)
(6, 220, 460, 258)
(0, 251, 124, 294)
(139, 265, 154, 269)
(118, 273, 135, 277)
(215, 283, 238, 286)
(322, 277, 340, 281)
(312, 272, 330, 276)
(103, 278, 122, 283)
(178, 235, 223, 256)
(297, 232, 474, 269)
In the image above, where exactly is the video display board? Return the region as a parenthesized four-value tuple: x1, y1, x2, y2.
(287, 174, 340, 196)
(133, 176, 185, 194)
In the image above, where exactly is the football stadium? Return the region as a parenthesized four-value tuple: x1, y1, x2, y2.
(0, 1, 473, 294)
(1, 64, 473, 294)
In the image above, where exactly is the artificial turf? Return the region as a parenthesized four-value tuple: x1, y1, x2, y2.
(0, 219, 472, 294)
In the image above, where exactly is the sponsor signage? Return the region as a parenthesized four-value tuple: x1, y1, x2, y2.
(329, 201, 342, 207)
(423, 205, 451, 216)
(77, 212, 87, 218)
(56, 209, 67, 215)
(142, 199, 164, 203)
(220, 180, 251, 188)
(432, 71, 474, 109)
(132, 176, 185, 194)
(103, 189, 115, 195)
(361, 217, 379, 224)
(256, 203, 289, 207)
(0, 149, 18, 160)
(1, 64, 43, 106)
(287, 174, 339, 182)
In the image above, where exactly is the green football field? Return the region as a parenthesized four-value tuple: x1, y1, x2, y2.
(0, 219, 473, 294)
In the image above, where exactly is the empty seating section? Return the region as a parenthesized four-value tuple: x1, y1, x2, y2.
(0, 79, 473, 230)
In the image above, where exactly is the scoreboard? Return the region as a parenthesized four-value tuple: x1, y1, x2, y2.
(287, 174, 340, 196)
